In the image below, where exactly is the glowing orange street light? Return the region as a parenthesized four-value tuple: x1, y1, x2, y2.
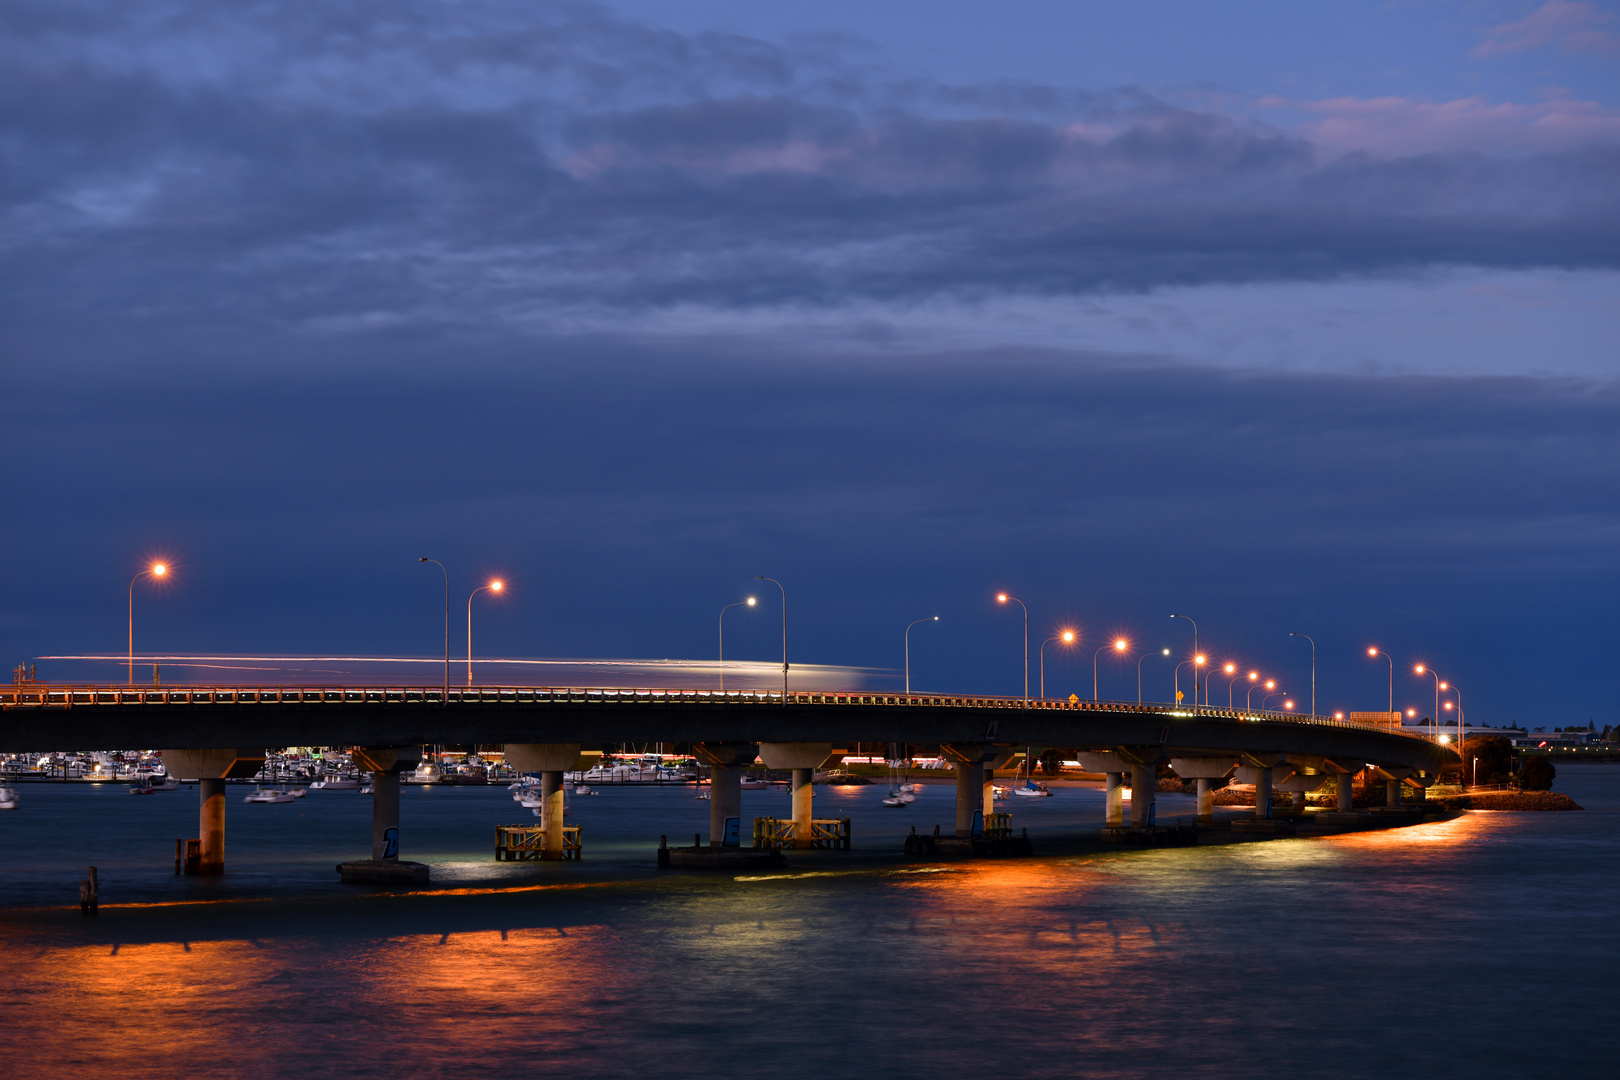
(1284, 700, 1295, 710)
(1367, 646, 1393, 715)
(128, 562, 169, 686)
(996, 593, 1029, 707)
(1247, 677, 1275, 711)
(466, 579, 506, 686)
(1334, 711, 1345, 720)
(1041, 628, 1078, 699)
(1090, 636, 1126, 700)
(1221, 662, 1240, 708)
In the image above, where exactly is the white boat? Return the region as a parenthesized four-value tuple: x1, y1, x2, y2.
(992, 785, 1009, 801)
(739, 777, 771, 790)
(571, 784, 595, 795)
(288, 787, 307, 798)
(1011, 781, 1051, 797)
(0, 785, 18, 810)
(311, 777, 359, 791)
(519, 791, 545, 809)
(881, 793, 908, 808)
(243, 788, 296, 804)
(695, 790, 710, 800)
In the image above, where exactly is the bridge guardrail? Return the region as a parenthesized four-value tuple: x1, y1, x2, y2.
(0, 683, 1437, 742)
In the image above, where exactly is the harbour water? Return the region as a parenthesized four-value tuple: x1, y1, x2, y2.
(2, 768, 1616, 1077)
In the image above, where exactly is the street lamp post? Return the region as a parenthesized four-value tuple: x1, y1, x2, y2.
(1247, 677, 1274, 711)
(466, 580, 504, 686)
(1174, 657, 1204, 707)
(128, 562, 168, 685)
(1368, 646, 1393, 715)
(719, 597, 758, 692)
(419, 558, 449, 700)
(1289, 632, 1316, 716)
(1093, 639, 1126, 700)
(996, 594, 1029, 707)
(904, 616, 939, 694)
(1138, 648, 1169, 704)
(1170, 614, 1199, 703)
(1221, 663, 1238, 708)
(1415, 665, 1446, 743)
(755, 577, 787, 701)
(1041, 630, 1076, 699)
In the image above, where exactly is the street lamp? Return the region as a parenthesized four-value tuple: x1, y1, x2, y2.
(1247, 677, 1274, 711)
(905, 616, 939, 694)
(1367, 646, 1392, 715)
(718, 597, 757, 692)
(1041, 629, 1076, 699)
(466, 580, 504, 686)
(1221, 663, 1239, 708)
(128, 562, 168, 685)
(1093, 638, 1126, 700)
(1415, 664, 1447, 743)
(996, 593, 1029, 707)
(1170, 614, 1199, 700)
(1138, 647, 1170, 704)
(419, 558, 449, 700)
(1263, 690, 1286, 710)
(755, 577, 787, 701)
(1289, 632, 1316, 716)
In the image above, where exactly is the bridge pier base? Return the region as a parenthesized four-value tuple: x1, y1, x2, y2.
(199, 779, 226, 875)
(1130, 762, 1155, 826)
(339, 747, 428, 884)
(695, 743, 757, 847)
(541, 770, 565, 859)
(955, 761, 984, 836)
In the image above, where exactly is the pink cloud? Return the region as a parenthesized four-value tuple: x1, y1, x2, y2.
(1274, 93, 1620, 155)
(1474, 0, 1620, 58)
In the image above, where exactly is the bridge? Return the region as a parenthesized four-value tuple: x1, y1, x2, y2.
(1, 683, 1456, 881)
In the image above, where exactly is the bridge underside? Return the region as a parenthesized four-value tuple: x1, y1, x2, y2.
(0, 700, 1453, 775)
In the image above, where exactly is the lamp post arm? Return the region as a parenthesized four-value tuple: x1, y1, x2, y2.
(420, 558, 448, 702)
(756, 577, 787, 701)
(905, 617, 939, 696)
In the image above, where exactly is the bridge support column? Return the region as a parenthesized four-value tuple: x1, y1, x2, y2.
(372, 770, 400, 861)
(339, 747, 426, 883)
(1170, 758, 1235, 824)
(1130, 762, 1155, 827)
(792, 768, 813, 849)
(162, 748, 265, 876)
(694, 743, 758, 847)
(541, 771, 565, 859)
(955, 761, 984, 836)
(1253, 767, 1272, 820)
(1386, 779, 1402, 807)
(1336, 773, 1353, 812)
(1105, 773, 1124, 826)
(1195, 778, 1213, 822)
(199, 779, 226, 875)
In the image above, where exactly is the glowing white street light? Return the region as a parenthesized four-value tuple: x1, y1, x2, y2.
(996, 593, 1029, 708)
(719, 596, 757, 692)
(905, 616, 940, 694)
(1040, 629, 1075, 699)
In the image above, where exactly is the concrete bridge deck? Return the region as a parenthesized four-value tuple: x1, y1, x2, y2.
(0, 684, 1450, 775)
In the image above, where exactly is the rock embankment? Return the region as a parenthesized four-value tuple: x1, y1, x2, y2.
(1430, 791, 1582, 811)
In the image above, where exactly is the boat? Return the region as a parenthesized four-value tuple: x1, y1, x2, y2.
(739, 777, 771, 790)
(881, 745, 915, 807)
(128, 784, 157, 795)
(311, 776, 359, 791)
(1011, 781, 1051, 797)
(695, 790, 710, 800)
(243, 788, 297, 804)
(571, 784, 595, 795)
(0, 785, 19, 809)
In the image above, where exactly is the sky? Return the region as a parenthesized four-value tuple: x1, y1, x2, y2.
(1, 1, 1616, 728)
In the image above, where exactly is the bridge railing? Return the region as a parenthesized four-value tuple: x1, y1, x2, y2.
(0, 684, 1436, 741)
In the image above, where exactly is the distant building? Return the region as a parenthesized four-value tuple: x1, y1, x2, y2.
(1349, 711, 1402, 730)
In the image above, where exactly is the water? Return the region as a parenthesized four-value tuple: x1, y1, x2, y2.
(2, 770, 1616, 1077)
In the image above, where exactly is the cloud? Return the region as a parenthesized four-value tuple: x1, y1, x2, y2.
(1474, 0, 1620, 58)
(0, 0, 1616, 353)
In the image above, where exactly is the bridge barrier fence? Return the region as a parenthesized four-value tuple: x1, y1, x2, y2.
(0, 684, 1436, 742)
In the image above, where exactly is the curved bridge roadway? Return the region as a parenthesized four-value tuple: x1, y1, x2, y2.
(0, 684, 1457, 872)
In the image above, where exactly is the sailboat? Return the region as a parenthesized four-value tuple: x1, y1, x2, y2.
(881, 745, 914, 807)
(1010, 748, 1052, 797)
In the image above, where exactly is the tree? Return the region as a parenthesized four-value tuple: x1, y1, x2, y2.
(1519, 756, 1556, 791)
(1463, 735, 1513, 786)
